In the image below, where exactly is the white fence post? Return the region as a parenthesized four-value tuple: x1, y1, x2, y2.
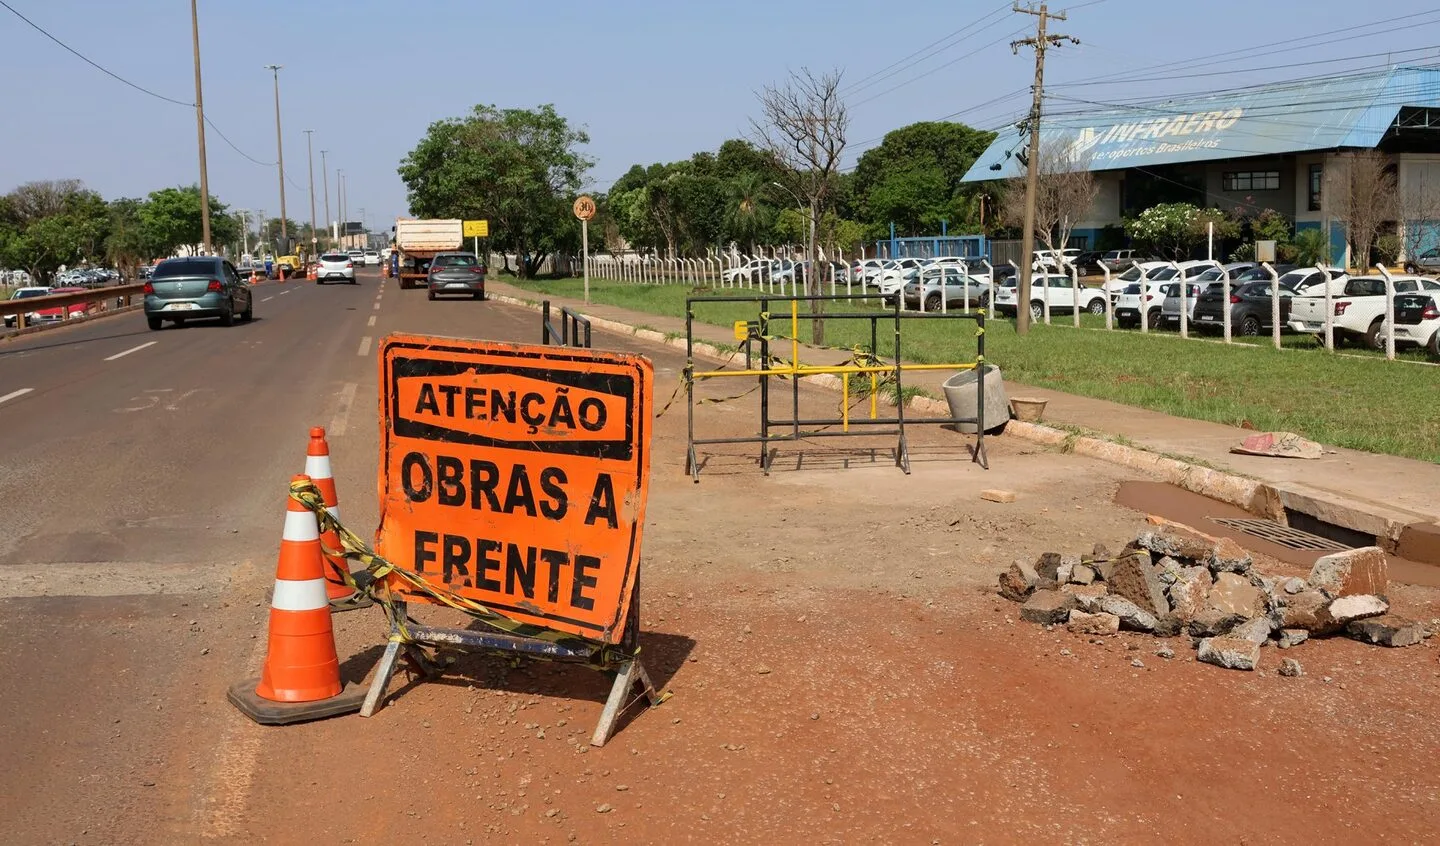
(1100, 265, 1114, 331)
(1069, 262, 1080, 328)
(1318, 263, 1335, 352)
(1262, 261, 1280, 350)
(1376, 264, 1396, 361)
(1222, 266, 1232, 344)
(983, 260, 995, 320)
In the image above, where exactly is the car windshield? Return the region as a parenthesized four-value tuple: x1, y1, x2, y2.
(1344, 277, 1387, 296)
(434, 255, 480, 268)
(1151, 268, 1178, 280)
(321, 254, 349, 262)
(1196, 268, 1224, 282)
(1118, 266, 1143, 281)
(16, 288, 49, 298)
(1122, 284, 1141, 295)
(153, 259, 216, 278)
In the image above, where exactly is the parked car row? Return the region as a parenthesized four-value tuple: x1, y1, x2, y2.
(2, 285, 92, 328)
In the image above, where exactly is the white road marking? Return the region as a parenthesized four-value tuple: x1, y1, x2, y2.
(261, 296, 275, 302)
(104, 341, 157, 361)
(328, 381, 358, 436)
(367, 315, 376, 327)
(0, 388, 34, 406)
(280, 290, 292, 296)
(372, 302, 381, 310)
(357, 336, 372, 357)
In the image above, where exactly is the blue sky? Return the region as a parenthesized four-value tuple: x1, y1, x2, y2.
(4, 0, 1440, 233)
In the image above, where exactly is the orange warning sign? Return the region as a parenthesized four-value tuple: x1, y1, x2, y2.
(376, 334, 653, 644)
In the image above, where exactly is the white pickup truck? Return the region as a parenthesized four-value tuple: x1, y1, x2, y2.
(1288, 274, 1440, 348)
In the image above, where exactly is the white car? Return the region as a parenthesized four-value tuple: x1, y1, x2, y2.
(315, 252, 357, 284)
(1380, 293, 1440, 355)
(850, 258, 888, 284)
(723, 258, 770, 285)
(1103, 261, 1172, 296)
(1114, 280, 1171, 328)
(1034, 248, 1081, 271)
(363, 250, 381, 266)
(1290, 274, 1440, 348)
(993, 273, 1107, 320)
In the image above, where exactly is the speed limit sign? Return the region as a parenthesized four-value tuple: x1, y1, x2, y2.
(573, 195, 596, 221)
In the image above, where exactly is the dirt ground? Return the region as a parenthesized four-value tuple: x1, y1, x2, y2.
(10, 331, 1440, 844)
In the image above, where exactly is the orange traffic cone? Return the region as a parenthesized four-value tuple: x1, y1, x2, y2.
(305, 427, 371, 611)
(226, 475, 365, 724)
(249, 269, 260, 285)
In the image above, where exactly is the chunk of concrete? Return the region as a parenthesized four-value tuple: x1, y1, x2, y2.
(1208, 536, 1254, 575)
(1209, 572, 1267, 618)
(1056, 555, 1078, 586)
(1276, 629, 1309, 649)
(1020, 590, 1078, 625)
(1070, 564, 1097, 586)
(998, 560, 1039, 603)
(1135, 520, 1217, 563)
(1167, 566, 1213, 623)
(1155, 556, 1184, 586)
(1066, 610, 1120, 636)
(1231, 617, 1274, 645)
(1061, 583, 1108, 613)
(980, 489, 1017, 504)
(1314, 594, 1389, 634)
(1308, 547, 1388, 599)
(1034, 552, 1064, 588)
(1197, 636, 1261, 671)
(1152, 615, 1184, 638)
(1277, 658, 1304, 677)
(1188, 608, 1247, 638)
(1346, 614, 1423, 648)
(1097, 595, 1158, 632)
(1107, 552, 1170, 618)
(1279, 589, 1328, 631)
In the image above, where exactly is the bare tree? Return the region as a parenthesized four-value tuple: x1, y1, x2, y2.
(999, 141, 1097, 267)
(751, 68, 848, 342)
(1399, 165, 1440, 271)
(1332, 150, 1398, 271)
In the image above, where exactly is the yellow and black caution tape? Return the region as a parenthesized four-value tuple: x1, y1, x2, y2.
(287, 479, 635, 669)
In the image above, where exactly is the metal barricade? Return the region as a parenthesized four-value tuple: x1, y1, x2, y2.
(541, 300, 592, 348)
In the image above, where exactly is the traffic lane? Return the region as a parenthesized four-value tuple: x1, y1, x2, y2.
(0, 278, 380, 566)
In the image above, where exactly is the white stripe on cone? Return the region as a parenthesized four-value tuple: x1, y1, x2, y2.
(282, 509, 320, 542)
(271, 577, 331, 611)
(305, 454, 334, 479)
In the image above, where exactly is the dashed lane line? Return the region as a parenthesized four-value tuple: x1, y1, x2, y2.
(0, 387, 34, 406)
(261, 296, 275, 302)
(372, 302, 381, 310)
(367, 315, 376, 327)
(103, 341, 157, 361)
(328, 381, 358, 436)
(357, 336, 372, 357)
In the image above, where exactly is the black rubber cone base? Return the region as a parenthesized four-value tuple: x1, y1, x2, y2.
(227, 677, 367, 725)
(328, 593, 374, 613)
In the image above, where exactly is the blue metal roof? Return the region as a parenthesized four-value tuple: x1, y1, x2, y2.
(961, 67, 1440, 182)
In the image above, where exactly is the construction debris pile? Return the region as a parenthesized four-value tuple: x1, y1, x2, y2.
(998, 519, 1428, 672)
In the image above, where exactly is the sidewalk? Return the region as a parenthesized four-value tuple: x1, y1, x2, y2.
(490, 281, 1439, 546)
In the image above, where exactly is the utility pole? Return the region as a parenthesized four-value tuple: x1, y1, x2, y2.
(264, 65, 289, 247)
(339, 171, 347, 248)
(1012, 2, 1076, 335)
(190, 0, 211, 253)
(320, 150, 331, 247)
(304, 130, 318, 260)
(237, 209, 249, 258)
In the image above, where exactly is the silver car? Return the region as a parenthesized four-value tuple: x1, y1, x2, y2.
(902, 266, 992, 310)
(316, 252, 356, 284)
(426, 251, 487, 300)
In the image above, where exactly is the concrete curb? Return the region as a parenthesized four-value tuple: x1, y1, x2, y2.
(489, 290, 1426, 554)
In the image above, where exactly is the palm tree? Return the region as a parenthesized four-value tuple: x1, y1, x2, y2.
(726, 173, 769, 255)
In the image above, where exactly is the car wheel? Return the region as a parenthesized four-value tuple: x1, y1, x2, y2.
(1364, 318, 1385, 350)
(1428, 330, 1440, 359)
(474, 292, 485, 301)
(317, 279, 325, 286)
(146, 315, 163, 331)
(1404, 263, 1417, 274)
(428, 290, 436, 301)
(1240, 316, 1261, 336)
(925, 294, 941, 311)
(240, 296, 253, 322)
(1029, 302, 1043, 321)
(219, 304, 234, 327)
(1088, 298, 1106, 315)
(1146, 308, 1162, 327)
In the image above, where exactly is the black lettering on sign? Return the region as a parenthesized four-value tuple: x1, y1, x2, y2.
(416, 534, 605, 614)
(415, 383, 439, 415)
(402, 452, 433, 502)
(520, 392, 545, 426)
(438, 384, 461, 416)
(505, 465, 537, 517)
(476, 539, 503, 592)
(584, 473, 618, 529)
(443, 535, 471, 586)
(540, 547, 569, 603)
(570, 554, 600, 610)
(437, 456, 464, 506)
(469, 459, 501, 511)
(414, 530, 438, 573)
(539, 467, 568, 520)
(549, 387, 576, 429)
(577, 397, 606, 431)
(506, 544, 537, 599)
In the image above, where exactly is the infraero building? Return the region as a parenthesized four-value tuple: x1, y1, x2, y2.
(962, 66, 1440, 264)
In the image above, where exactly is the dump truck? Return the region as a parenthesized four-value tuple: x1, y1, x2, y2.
(394, 219, 465, 289)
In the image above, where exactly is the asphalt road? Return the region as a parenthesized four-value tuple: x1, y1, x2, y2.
(0, 266, 615, 843)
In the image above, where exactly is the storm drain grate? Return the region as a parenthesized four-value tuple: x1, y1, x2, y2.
(1210, 518, 1350, 552)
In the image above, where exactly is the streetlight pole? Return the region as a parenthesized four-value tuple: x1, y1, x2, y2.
(339, 171, 347, 248)
(304, 130, 318, 260)
(190, 0, 211, 253)
(264, 64, 288, 248)
(771, 181, 813, 288)
(237, 209, 249, 258)
(320, 150, 331, 247)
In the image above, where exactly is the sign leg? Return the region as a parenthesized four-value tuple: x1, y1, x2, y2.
(360, 640, 402, 718)
(590, 658, 662, 748)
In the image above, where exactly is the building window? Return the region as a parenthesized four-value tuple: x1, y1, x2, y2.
(1223, 170, 1281, 191)
(1308, 164, 1323, 211)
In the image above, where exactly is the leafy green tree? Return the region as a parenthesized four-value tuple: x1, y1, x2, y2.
(0, 180, 111, 281)
(1291, 228, 1331, 266)
(725, 172, 771, 254)
(851, 122, 996, 237)
(397, 103, 592, 278)
(139, 186, 234, 256)
(1125, 202, 1209, 260)
(104, 197, 158, 272)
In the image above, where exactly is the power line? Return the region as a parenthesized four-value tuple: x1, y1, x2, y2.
(1, 0, 194, 107)
(843, 4, 1013, 97)
(204, 116, 276, 167)
(851, 26, 1031, 110)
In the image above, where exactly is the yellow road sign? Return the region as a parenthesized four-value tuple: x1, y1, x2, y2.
(463, 220, 489, 238)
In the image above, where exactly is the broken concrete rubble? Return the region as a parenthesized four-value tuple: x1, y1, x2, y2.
(998, 521, 1422, 675)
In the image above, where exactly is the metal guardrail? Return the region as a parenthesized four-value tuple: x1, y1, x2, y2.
(541, 300, 592, 348)
(0, 284, 146, 331)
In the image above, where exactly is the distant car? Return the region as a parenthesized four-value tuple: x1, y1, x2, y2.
(346, 250, 365, 265)
(1158, 281, 1209, 327)
(143, 256, 253, 330)
(3, 286, 53, 328)
(1403, 247, 1440, 275)
(1099, 249, 1145, 272)
(363, 249, 381, 266)
(1192, 280, 1298, 337)
(994, 272, 1107, 320)
(902, 265, 992, 310)
(316, 252, 357, 284)
(426, 251, 487, 300)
